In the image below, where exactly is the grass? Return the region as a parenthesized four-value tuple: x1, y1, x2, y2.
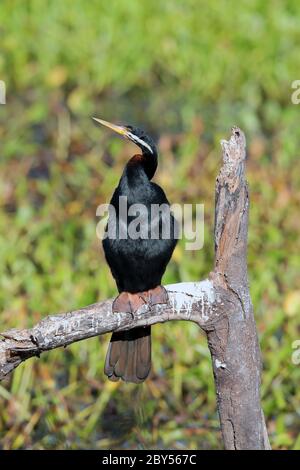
(0, 0, 299, 449)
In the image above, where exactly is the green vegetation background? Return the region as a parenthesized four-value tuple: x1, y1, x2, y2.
(0, 0, 299, 450)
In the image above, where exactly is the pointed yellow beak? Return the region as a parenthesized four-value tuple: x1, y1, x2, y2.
(92, 117, 128, 137)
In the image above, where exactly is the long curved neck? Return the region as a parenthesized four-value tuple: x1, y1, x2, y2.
(139, 146, 158, 180)
(121, 147, 158, 186)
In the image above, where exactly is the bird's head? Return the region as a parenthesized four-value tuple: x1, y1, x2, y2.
(93, 118, 157, 157)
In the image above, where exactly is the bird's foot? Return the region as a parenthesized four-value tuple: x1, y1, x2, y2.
(140, 285, 169, 307)
(112, 286, 168, 315)
(112, 292, 147, 315)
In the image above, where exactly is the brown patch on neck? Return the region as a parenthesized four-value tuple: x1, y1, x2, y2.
(127, 154, 145, 166)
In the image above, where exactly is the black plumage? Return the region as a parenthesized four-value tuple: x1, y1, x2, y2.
(94, 119, 177, 383)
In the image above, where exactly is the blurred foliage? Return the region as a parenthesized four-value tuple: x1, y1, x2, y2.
(0, 0, 300, 450)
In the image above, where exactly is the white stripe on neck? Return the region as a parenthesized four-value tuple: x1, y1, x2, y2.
(128, 132, 153, 154)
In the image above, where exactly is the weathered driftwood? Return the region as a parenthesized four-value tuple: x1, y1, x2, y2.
(0, 127, 270, 450)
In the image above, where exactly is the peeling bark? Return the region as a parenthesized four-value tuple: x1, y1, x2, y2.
(0, 281, 221, 380)
(206, 127, 270, 449)
(0, 127, 270, 450)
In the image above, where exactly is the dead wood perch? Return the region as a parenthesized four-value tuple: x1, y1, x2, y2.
(0, 127, 270, 450)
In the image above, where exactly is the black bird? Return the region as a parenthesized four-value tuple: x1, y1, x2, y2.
(93, 118, 177, 383)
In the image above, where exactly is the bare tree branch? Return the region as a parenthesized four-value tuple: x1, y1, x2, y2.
(0, 280, 222, 380)
(208, 127, 270, 449)
(0, 127, 270, 450)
